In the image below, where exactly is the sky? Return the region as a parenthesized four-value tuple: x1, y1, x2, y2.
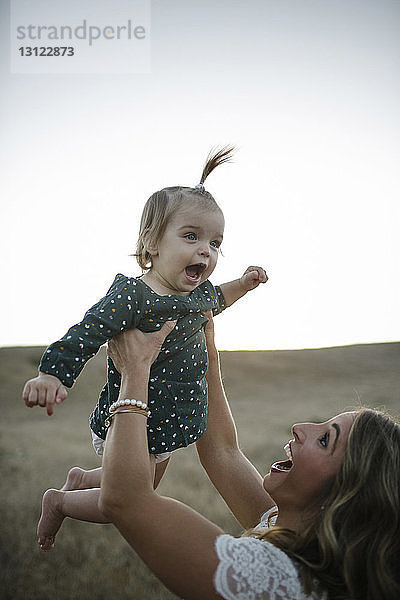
(1, 0, 399, 350)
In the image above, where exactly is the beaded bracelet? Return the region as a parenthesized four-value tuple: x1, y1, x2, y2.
(109, 398, 148, 413)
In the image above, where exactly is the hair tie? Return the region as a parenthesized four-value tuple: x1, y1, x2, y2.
(195, 183, 205, 191)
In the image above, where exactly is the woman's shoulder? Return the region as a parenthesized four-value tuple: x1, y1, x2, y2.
(214, 534, 314, 600)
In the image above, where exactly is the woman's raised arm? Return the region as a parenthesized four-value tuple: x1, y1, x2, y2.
(98, 322, 223, 600)
(196, 314, 274, 528)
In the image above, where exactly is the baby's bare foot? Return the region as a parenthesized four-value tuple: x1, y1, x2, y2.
(37, 489, 65, 552)
(61, 466, 85, 491)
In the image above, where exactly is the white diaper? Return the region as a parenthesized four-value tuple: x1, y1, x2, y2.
(91, 430, 171, 464)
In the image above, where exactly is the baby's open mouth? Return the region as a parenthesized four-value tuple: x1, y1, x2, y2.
(185, 263, 207, 282)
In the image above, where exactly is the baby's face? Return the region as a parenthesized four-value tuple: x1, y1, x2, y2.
(150, 206, 225, 295)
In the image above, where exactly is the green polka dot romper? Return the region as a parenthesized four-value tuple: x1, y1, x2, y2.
(39, 274, 226, 454)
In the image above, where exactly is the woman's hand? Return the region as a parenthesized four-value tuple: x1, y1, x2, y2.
(107, 320, 177, 375)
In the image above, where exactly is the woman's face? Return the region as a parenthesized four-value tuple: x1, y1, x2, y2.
(263, 412, 355, 511)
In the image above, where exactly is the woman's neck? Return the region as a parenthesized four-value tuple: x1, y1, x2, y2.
(275, 505, 319, 533)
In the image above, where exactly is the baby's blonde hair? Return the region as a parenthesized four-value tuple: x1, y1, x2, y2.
(135, 146, 234, 270)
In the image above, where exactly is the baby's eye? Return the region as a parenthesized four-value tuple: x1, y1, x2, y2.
(184, 233, 197, 241)
(319, 432, 329, 448)
(210, 240, 222, 249)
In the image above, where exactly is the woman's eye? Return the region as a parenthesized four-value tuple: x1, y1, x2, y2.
(185, 233, 197, 241)
(319, 432, 329, 448)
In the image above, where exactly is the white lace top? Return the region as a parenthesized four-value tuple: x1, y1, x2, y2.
(213, 507, 326, 600)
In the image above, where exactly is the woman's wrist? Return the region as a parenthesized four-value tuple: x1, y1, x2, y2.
(207, 345, 219, 362)
(119, 366, 150, 404)
(206, 347, 220, 377)
(117, 352, 152, 381)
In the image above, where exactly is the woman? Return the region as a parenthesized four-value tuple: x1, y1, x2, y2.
(99, 317, 400, 600)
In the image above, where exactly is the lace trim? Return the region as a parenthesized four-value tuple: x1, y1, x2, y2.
(256, 506, 278, 529)
(214, 535, 309, 600)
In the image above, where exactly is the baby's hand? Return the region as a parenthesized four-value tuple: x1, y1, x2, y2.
(240, 266, 268, 292)
(22, 373, 68, 416)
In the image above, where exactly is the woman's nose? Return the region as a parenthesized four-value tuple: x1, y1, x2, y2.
(292, 423, 309, 442)
(293, 422, 319, 442)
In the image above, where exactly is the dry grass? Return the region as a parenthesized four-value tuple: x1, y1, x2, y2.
(1, 343, 399, 599)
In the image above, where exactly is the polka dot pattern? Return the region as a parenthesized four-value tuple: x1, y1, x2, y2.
(39, 274, 226, 454)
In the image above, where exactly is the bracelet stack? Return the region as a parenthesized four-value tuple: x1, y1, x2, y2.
(105, 398, 151, 429)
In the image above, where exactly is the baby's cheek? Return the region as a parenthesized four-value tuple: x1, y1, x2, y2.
(208, 259, 218, 273)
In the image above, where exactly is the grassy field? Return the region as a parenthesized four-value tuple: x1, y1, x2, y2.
(1, 342, 399, 599)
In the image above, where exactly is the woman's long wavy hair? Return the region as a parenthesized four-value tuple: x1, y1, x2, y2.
(252, 409, 400, 600)
(135, 146, 234, 270)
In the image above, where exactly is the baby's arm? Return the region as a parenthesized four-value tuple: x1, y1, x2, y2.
(23, 315, 114, 416)
(22, 275, 140, 416)
(22, 308, 108, 416)
(218, 266, 268, 308)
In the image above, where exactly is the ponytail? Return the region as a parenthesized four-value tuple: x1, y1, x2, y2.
(195, 146, 235, 191)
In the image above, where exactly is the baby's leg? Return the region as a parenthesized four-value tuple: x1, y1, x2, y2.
(37, 487, 107, 552)
(38, 456, 169, 551)
(61, 466, 102, 491)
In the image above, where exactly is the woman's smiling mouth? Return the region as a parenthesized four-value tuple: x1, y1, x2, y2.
(270, 442, 294, 473)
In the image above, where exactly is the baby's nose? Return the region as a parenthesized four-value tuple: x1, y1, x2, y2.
(198, 245, 210, 257)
